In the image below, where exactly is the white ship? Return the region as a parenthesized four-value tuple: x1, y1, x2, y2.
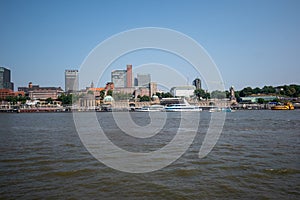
(164, 99, 202, 112)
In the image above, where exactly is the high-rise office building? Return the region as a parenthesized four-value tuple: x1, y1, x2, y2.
(111, 70, 127, 88)
(111, 64, 133, 88)
(137, 73, 151, 87)
(65, 69, 79, 92)
(0, 67, 14, 90)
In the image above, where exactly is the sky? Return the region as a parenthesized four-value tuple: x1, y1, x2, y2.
(0, 0, 299, 91)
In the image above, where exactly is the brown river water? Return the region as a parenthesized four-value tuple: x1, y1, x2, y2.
(0, 110, 299, 199)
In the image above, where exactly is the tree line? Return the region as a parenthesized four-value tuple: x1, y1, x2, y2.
(237, 84, 300, 97)
(194, 84, 300, 100)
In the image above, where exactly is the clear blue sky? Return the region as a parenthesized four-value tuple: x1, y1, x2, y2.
(0, 0, 299, 91)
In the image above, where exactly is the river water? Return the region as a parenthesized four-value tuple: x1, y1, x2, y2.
(0, 110, 299, 199)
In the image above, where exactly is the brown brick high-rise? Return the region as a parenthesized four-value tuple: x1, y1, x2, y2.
(126, 64, 132, 87)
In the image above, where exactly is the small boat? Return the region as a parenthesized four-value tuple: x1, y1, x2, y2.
(271, 102, 294, 110)
(164, 99, 202, 112)
(136, 105, 165, 112)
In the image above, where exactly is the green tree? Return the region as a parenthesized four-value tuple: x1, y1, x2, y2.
(139, 95, 151, 102)
(5, 96, 18, 104)
(45, 97, 53, 104)
(234, 91, 241, 102)
(262, 86, 275, 94)
(87, 90, 94, 95)
(155, 92, 174, 99)
(194, 89, 206, 100)
(211, 90, 226, 99)
(257, 98, 265, 104)
(239, 87, 253, 97)
(58, 94, 74, 105)
(162, 92, 173, 98)
(100, 90, 106, 100)
(253, 87, 261, 94)
(203, 92, 210, 99)
(107, 90, 113, 96)
(155, 92, 162, 99)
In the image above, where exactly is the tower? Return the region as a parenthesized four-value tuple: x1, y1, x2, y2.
(229, 86, 237, 104)
(0, 67, 14, 90)
(193, 78, 201, 90)
(65, 69, 79, 92)
(126, 64, 132, 87)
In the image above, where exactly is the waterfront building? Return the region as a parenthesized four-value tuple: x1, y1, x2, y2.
(0, 67, 14, 90)
(170, 85, 196, 97)
(0, 88, 24, 100)
(193, 78, 201, 90)
(79, 94, 95, 109)
(65, 69, 79, 92)
(136, 73, 151, 87)
(18, 82, 63, 100)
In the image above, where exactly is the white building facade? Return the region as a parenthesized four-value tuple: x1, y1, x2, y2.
(170, 85, 196, 97)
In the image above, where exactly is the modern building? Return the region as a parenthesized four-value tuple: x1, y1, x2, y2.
(111, 70, 127, 88)
(170, 85, 196, 97)
(18, 82, 63, 100)
(136, 73, 151, 87)
(193, 78, 201, 90)
(111, 64, 133, 88)
(65, 70, 79, 92)
(0, 67, 14, 90)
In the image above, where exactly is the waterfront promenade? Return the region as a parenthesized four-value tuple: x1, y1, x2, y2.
(1, 99, 299, 113)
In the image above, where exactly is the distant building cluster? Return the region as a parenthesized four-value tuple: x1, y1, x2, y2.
(111, 64, 157, 98)
(0, 64, 203, 101)
(18, 82, 63, 100)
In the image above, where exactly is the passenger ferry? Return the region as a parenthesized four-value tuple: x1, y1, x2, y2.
(136, 105, 165, 112)
(164, 100, 202, 112)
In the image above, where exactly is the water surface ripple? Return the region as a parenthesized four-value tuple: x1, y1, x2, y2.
(0, 110, 299, 199)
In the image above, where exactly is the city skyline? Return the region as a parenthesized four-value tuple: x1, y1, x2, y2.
(1, 1, 300, 90)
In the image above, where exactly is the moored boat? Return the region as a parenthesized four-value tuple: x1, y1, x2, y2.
(271, 102, 294, 110)
(136, 105, 165, 112)
(164, 99, 202, 112)
(209, 107, 234, 112)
